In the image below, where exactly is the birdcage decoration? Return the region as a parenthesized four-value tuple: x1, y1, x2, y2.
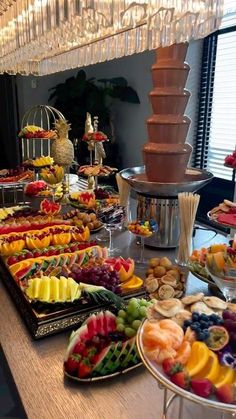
(19, 105, 65, 161)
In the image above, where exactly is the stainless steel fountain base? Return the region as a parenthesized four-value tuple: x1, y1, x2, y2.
(120, 166, 213, 249)
(120, 166, 213, 197)
(137, 194, 179, 248)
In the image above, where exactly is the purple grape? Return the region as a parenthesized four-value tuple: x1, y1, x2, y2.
(223, 310, 236, 321)
(224, 319, 236, 332)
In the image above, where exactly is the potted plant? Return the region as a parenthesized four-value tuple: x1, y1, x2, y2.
(48, 70, 140, 168)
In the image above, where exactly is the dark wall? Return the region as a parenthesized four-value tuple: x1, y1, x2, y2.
(0, 75, 20, 168)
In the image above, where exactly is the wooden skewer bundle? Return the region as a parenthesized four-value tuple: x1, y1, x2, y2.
(177, 192, 200, 265)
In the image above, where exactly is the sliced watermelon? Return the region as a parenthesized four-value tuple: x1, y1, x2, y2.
(85, 314, 98, 339)
(96, 312, 105, 335)
(65, 324, 90, 361)
(103, 311, 116, 334)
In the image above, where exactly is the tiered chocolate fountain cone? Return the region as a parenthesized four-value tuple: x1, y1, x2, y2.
(143, 43, 192, 182)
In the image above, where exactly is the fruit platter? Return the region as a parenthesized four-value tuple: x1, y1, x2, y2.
(136, 295, 236, 412)
(23, 156, 54, 168)
(0, 167, 34, 184)
(19, 125, 57, 140)
(69, 191, 97, 209)
(63, 208, 103, 233)
(188, 243, 233, 285)
(0, 205, 146, 338)
(64, 298, 153, 381)
(208, 200, 236, 228)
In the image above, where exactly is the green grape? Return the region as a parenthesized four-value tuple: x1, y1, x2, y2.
(116, 317, 125, 324)
(140, 298, 148, 306)
(127, 300, 139, 314)
(117, 323, 125, 332)
(132, 319, 142, 330)
(124, 327, 136, 338)
(118, 309, 127, 319)
(126, 315, 134, 325)
(139, 306, 147, 318)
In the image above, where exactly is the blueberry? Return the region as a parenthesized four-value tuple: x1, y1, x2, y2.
(197, 331, 205, 341)
(202, 329, 210, 339)
(200, 314, 209, 321)
(215, 317, 223, 325)
(183, 320, 192, 328)
(209, 314, 219, 322)
(208, 321, 214, 327)
(192, 312, 200, 322)
(190, 323, 198, 331)
(200, 320, 209, 329)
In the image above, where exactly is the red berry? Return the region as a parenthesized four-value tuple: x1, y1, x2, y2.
(191, 379, 213, 398)
(64, 355, 81, 375)
(215, 384, 236, 404)
(162, 359, 183, 376)
(171, 371, 190, 389)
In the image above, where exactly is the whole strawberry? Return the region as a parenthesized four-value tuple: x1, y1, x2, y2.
(171, 371, 190, 389)
(191, 379, 213, 398)
(162, 359, 183, 376)
(215, 384, 236, 404)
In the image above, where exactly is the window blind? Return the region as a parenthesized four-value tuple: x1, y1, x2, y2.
(193, 0, 236, 181)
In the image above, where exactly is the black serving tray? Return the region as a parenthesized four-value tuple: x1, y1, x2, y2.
(0, 258, 146, 339)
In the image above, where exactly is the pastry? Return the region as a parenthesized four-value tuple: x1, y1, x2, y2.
(190, 301, 214, 315)
(203, 296, 227, 310)
(172, 310, 192, 326)
(152, 299, 183, 318)
(158, 284, 175, 300)
(181, 292, 204, 305)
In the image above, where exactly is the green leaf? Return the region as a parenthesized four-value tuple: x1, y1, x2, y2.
(109, 77, 128, 87)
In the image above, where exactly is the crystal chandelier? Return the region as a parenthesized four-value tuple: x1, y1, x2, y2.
(0, 0, 224, 76)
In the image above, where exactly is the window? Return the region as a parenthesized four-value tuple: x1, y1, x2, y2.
(193, 0, 236, 181)
(193, 0, 236, 225)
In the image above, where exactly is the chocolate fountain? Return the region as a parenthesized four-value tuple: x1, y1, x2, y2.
(120, 43, 213, 248)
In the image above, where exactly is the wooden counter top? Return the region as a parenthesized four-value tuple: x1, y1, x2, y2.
(0, 228, 229, 419)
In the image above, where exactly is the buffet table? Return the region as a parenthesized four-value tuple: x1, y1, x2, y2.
(0, 226, 231, 419)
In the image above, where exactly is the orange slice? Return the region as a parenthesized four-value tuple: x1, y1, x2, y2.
(186, 341, 210, 377)
(121, 275, 143, 290)
(194, 350, 220, 383)
(214, 366, 235, 388)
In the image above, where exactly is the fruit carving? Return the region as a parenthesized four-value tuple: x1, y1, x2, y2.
(64, 310, 141, 379)
(26, 232, 51, 250)
(40, 199, 61, 215)
(71, 226, 90, 242)
(51, 227, 71, 246)
(40, 165, 64, 184)
(105, 257, 135, 282)
(32, 156, 54, 167)
(25, 181, 47, 196)
(128, 220, 157, 237)
(0, 236, 25, 256)
(70, 191, 96, 208)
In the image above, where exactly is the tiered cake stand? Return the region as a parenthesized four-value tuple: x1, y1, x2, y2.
(120, 166, 213, 248)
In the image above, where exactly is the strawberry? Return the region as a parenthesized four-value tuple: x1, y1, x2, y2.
(73, 342, 86, 355)
(215, 384, 236, 404)
(64, 354, 81, 375)
(162, 359, 183, 376)
(225, 155, 235, 166)
(171, 371, 190, 389)
(7, 255, 18, 265)
(191, 379, 213, 398)
(78, 358, 92, 378)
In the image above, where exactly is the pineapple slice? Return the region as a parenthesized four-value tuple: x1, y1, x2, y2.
(59, 276, 68, 302)
(68, 277, 82, 302)
(50, 276, 59, 301)
(39, 277, 51, 302)
(32, 277, 42, 299)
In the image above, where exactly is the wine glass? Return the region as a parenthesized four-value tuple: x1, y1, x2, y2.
(128, 220, 158, 265)
(205, 262, 236, 302)
(97, 205, 125, 256)
(40, 165, 64, 202)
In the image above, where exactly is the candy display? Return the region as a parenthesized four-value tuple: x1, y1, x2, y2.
(145, 257, 186, 299)
(128, 220, 157, 237)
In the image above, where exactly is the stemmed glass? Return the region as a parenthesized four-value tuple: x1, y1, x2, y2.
(128, 220, 158, 265)
(205, 262, 236, 302)
(40, 165, 64, 202)
(97, 205, 125, 256)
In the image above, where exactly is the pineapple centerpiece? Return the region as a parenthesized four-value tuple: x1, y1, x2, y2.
(51, 119, 74, 166)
